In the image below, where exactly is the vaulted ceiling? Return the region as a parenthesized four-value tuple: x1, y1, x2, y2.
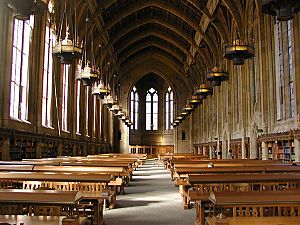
(64, 0, 258, 85)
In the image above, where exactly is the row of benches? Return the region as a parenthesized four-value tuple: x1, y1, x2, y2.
(159, 153, 300, 225)
(0, 153, 147, 225)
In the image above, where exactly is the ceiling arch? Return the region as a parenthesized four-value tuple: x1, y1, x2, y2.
(93, 1, 218, 61)
(115, 31, 192, 61)
(119, 52, 192, 92)
(99, 18, 195, 62)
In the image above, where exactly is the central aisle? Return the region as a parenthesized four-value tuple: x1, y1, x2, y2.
(104, 160, 195, 225)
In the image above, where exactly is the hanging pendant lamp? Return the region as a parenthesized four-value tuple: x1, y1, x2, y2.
(7, 0, 48, 20)
(206, 67, 229, 86)
(262, 0, 300, 21)
(194, 83, 213, 99)
(80, 64, 99, 86)
(224, 38, 254, 65)
(189, 95, 202, 106)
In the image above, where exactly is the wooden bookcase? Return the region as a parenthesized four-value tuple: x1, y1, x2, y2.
(10, 139, 36, 160)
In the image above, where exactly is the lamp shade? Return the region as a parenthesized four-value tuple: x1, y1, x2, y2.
(224, 39, 254, 65)
(262, 0, 300, 21)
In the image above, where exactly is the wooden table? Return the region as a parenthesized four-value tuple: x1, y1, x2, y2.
(206, 216, 300, 225)
(0, 171, 112, 183)
(0, 215, 87, 225)
(0, 190, 104, 225)
(187, 173, 300, 184)
(195, 190, 300, 225)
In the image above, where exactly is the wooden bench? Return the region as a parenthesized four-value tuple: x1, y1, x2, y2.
(0, 215, 87, 225)
(0, 189, 104, 225)
(202, 190, 300, 225)
(0, 171, 116, 209)
(182, 173, 300, 210)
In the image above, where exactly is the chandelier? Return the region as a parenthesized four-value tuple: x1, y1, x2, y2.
(7, 0, 48, 20)
(189, 95, 202, 106)
(80, 64, 99, 86)
(52, 0, 81, 64)
(224, 38, 254, 65)
(262, 0, 300, 21)
(92, 80, 110, 99)
(206, 67, 229, 86)
(194, 83, 213, 99)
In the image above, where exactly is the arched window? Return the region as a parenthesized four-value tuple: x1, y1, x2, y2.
(146, 88, 158, 130)
(165, 86, 174, 130)
(42, 14, 55, 127)
(10, 16, 34, 121)
(130, 86, 139, 130)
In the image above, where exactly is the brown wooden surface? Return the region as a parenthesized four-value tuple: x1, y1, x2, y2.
(209, 190, 300, 205)
(0, 215, 87, 225)
(0, 171, 112, 182)
(174, 166, 300, 176)
(187, 173, 300, 184)
(0, 189, 80, 204)
(206, 216, 300, 225)
(33, 165, 125, 173)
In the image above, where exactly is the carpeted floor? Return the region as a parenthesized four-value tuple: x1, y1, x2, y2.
(103, 160, 195, 225)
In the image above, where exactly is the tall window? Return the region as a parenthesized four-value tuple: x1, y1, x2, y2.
(146, 88, 158, 130)
(275, 21, 283, 120)
(10, 16, 34, 121)
(130, 86, 139, 130)
(42, 25, 55, 127)
(287, 20, 294, 118)
(76, 79, 81, 134)
(165, 86, 173, 130)
(61, 65, 69, 131)
(93, 95, 96, 137)
(85, 86, 89, 136)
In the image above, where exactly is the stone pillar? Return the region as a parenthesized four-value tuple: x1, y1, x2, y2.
(261, 141, 268, 160)
(241, 137, 245, 159)
(1, 137, 10, 160)
(294, 138, 300, 162)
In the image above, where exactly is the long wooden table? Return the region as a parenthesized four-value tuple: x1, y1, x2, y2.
(0, 215, 87, 225)
(202, 190, 300, 225)
(179, 173, 300, 210)
(0, 189, 104, 225)
(211, 217, 300, 225)
(0, 171, 112, 183)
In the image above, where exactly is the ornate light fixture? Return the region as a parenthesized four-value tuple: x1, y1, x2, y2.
(206, 67, 229, 86)
(80, 64, 99, 86)
(184, 103, 194, 112)
(189, 95, 202, 106)
(7, 0, 48, 20)
(224, 38, 254, 65)
(194, 83, 213, 99)
(52, 0, 81, 64)
(92, 80, 110, 99)
(110, 104, 121, 114)
(171, 122, 178, 127)
(103, 94, 115, 108)
(262, 0, 300, 21)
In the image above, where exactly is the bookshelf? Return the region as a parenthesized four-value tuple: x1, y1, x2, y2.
(62, 143, 73, 156)
(10, 139, 36, 160)
(41, 142, 58, 158)
(276, 141, 294, 162)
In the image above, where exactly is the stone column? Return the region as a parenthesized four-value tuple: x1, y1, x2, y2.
(294, 138, 300, 162)
(241, 137, 245, 159)
(261, 141, 268, 160)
